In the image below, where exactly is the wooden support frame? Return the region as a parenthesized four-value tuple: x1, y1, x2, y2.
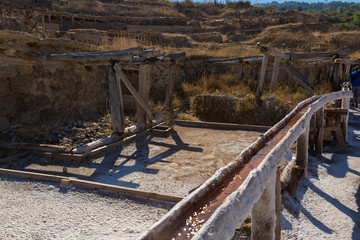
(114, 64, 155, 121)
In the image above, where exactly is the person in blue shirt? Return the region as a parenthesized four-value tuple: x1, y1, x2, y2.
(349, 66, 360, 108)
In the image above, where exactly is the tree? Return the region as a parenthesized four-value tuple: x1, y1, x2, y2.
(354, 12, 360, 26)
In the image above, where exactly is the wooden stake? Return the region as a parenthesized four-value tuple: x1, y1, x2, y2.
(251, 171, 276, 240)
(165, 65, 176, 107)
(256, 54, 269, 100)
(114, 64, 155, 121)
(138, 65, 152, 123)
(270, 56, 281, 93)
(41, 13, 46, 38)
(108, 65, 125, 133)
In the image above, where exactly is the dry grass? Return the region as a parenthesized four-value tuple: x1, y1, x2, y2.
(100, 37, 140, 51)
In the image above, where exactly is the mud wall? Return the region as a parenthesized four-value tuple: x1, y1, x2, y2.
(0, 64, 108, 131)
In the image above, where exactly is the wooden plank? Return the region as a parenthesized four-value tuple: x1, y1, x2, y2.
(138, 65, 152, 123)
(0, 168, 182, 203)
(114, 64, 155, 121)
(280, 62, 316, 95)
(256, 54, 269, 100)
(0, 153, 27, 164)
(108, 65, 124, 133)
(270, 56, 281, 93)
(174, 120, 271, 131)
(288, 51, 352, 60)
(2, 142, 67, 153)
(41, 12, 46, 38)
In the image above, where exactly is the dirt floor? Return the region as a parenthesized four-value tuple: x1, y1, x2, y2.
(0, 125, 261, 240)
(11, 125, 261, 197)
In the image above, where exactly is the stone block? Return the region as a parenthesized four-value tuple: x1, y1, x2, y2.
(10, 74, 36, 94)
(0, 95, 21, 116)
(0, 78, 10, 96)
(0, 65, 18, 78)
(0, 116, 9, 131)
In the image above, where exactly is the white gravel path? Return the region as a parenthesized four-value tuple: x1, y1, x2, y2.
(0, 178, 173, 240)
(281, 108, 360, 239)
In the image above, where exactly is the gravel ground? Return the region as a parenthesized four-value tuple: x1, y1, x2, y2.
(281, 108, 360, 239)
(0, 177, 173, 240)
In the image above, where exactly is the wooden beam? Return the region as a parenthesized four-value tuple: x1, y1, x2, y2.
(288, 64, 310, 84)
(0, 153, 27, 164)
(280, 62, 316, 95)
(270, 56, 281, 93)
(108, 65, 125, 133)
(0, 168, 182, 203)
(138, 65, 152, 123)
(174, 120, 271, 131)
(256, 54, 269, 100)
(114, 64, 154, 121)
(165, 65, 176, 107)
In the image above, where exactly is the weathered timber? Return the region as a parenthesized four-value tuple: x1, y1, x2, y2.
(315, 107, 324, 155)
(251, 171, 276, 240)
(174, 120, 271, 131)
(286, 165, 304, 198)
(288, 51, 352, 60)
(48, 51, 133, 62)
(3, 143, 67, 153)
(280, 62, 316, 95)
(138, 65, 152, 123)
(114, 64, 155, 121)
(270, 56, 281, 93)
(341, 97, 350, 142)
(0, 153, 27, 164)
(275, 167, 281, 240)
(0, 168, 183, 203)
(288, 64, 310, 84)
(109, 65, 125, 133)
(295, 128, 309, 178)
(256, 54, 269, 100)
(165, 65, 179, 107)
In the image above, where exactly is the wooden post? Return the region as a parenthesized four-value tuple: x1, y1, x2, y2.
(270, 56, 281, 93)
(333, 62, 341, 90)
(341, 97, 350, 142)
(275, 167, 281, 240)
(48, 12, 51, 24)
(108, 65, 125, 133)
(315, 107, 324, 156)
(72, 16, 75, 26)
(138, 65, 152, 123)
(165, 65, 179, 107)
(296, 127, 309, 178)
(256, 54, 269, 100)
(60, 15, 63, 28)
(251, 171, 276, 240)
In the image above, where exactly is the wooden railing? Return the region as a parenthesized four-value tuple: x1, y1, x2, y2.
(139, 89, 352, 240)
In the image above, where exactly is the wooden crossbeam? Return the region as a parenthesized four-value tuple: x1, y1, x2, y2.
(280, 62, 316, 95)
(114, 64, 155, 121)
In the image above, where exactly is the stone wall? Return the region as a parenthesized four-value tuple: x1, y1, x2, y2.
(0, 63, 108, 131)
